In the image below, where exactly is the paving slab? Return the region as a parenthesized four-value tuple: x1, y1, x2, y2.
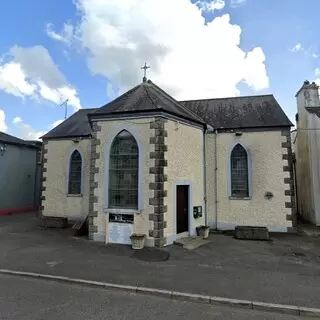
(174, 236, 210, 249)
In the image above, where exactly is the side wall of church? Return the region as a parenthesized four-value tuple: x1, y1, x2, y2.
(206, 130, 294, 232)
(41, 138, 91, 220)
(165, 120, 205, 244)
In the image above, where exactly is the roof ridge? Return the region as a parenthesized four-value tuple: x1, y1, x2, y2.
(148, 81, 205, 122)
(179, 94, 274, 103)
(148, 80, 183, 108)
(96, 83, 142, 111)
(143, 84, 159, 109)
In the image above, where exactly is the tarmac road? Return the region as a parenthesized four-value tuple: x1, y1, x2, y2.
(0, 275, 308, 320)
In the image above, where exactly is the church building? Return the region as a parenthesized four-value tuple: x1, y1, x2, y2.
(40, 75, 295, 247)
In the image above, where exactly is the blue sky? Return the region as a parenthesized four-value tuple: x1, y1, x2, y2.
(0, 0, 319, 139)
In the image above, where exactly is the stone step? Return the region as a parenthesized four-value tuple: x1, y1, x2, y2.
(174, 236, 210, 250)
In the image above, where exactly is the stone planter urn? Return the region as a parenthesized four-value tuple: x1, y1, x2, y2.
(130, 234, 146, 250)
(196, 226, 210, 239)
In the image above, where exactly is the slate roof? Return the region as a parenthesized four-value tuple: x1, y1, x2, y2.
(93, 80, 204, 123)
(180, 95, 293, 129)
(41, 109, 97, 139)
(0, 131, 40, 148)
(41, 82, 292, 139)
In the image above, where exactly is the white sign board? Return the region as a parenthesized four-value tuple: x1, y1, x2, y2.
(108, 223, 133, 245)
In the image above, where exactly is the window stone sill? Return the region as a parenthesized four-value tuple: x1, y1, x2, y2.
(229, 196, 251, 200)
(67, 194, 82, 198)
(104, 208, 142, 214)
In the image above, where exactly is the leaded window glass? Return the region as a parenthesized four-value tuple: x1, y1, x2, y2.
(109, 130, 139, 209)
(68, 150, 82, 194)
(230, 144, 249, 197)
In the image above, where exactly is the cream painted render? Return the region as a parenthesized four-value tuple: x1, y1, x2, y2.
(41, 119, 293, 245)
(206, 131, 292, 232)
(295, 82, 320, 225)
(42, 138, 91, 220)
(165, 120, 205, 244)
(91, 118, 155, 245)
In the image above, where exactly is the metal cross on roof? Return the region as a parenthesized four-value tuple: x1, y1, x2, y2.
(141, 62, 150, 83)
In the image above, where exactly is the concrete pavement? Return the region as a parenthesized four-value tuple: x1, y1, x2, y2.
(1, 213, 320, 310)
(0, 274, 309, 320)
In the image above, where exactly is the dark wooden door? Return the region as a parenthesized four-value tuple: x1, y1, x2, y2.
(176, 185, 189, 234)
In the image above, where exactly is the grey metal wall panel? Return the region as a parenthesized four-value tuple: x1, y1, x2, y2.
(0, 144, 38, 211)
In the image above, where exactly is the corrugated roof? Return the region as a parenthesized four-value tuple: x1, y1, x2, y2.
(180, 95, 293, 129)
(41, 109, 97, 139)
(0, 132, 40, 148)
(94, 80, 204, 123)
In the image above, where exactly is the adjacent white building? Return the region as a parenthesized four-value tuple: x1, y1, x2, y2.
(294, 80, 320, 226)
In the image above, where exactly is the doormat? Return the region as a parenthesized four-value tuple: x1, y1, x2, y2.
(132, 247, 170, 262)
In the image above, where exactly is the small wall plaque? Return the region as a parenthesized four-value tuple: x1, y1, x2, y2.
(264, 192, 274, 200)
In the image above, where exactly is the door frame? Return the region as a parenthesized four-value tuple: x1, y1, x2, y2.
(172, 180, 195, 242)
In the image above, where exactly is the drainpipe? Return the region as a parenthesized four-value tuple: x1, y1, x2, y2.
(203, 124, 215, 227)
(203, 126, 208, 226)
(214, 129, 218, 230)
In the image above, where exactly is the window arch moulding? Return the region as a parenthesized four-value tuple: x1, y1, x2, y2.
(104, 125, 144, 213)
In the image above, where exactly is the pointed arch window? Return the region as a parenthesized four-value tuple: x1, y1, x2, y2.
(68, 150, 82, 195)
(109, 130, 139, 209)
(230, 144, 249, 198)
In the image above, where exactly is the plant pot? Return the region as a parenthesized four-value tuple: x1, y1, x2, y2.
(196, 226, 210, 239)
(130, 234, 146, 250)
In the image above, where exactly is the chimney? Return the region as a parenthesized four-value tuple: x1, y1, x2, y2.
(295, 80, 320, 109)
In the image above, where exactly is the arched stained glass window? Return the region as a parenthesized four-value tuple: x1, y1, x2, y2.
(230, 144, 249, 197)
(108, 130, 139, 209)
(68, 150, 82, 194)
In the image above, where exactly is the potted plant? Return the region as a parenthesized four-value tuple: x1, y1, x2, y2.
(130, 233, 146, 250)
(196, 225, 210, 239)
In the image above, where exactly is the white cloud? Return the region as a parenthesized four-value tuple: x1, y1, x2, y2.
(50, 119, 64, 129)
(46, 23, 74, 45)
(12, 116, 46, 140)
(0, 45, 81, 110)
(229, 0, 246, 7)
(0, 109, 7, 132)
(196, 0, 225, 12)
(289, 43, 303, 53)
(243, 47, 268, 90)
(48, 0, 269, 99)
(12, 116, 22, 124)
(314, 68, 320, 87)
(0, 62, 36, 98)
(12, 116, 64, 140)
(288, 43, 319, 59)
